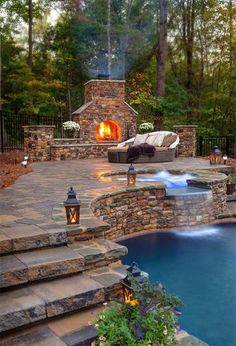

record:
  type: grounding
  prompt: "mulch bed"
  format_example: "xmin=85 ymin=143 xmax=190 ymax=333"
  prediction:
xmin=0 ymin=151 xmax=32 ymax=189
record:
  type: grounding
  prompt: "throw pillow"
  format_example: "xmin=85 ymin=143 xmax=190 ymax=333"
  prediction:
xmin=162 ymin=133 xmax=177 ymax=147
xmin=146 ymin=135 xmax=156 ymax=145
xmin=151 ymin=133 xmax=166 ymax=147
xmin=133 ymin=133 xmax=149 ymax=146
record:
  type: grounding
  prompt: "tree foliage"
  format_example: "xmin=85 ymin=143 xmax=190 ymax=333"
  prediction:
xmin=0 ymin=0 xmax=236 ymax=133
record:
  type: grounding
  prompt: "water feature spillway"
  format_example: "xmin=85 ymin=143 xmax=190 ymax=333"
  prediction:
xmin=119 ymin=223 xmax=236 ymax=346
xmin=137 ymin=171 xmax=195 ymax=189
xmin=117 ymin=170 xmax=195 ymax=189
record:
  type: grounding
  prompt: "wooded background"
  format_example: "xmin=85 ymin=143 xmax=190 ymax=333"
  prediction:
xmin=1 ymin=0 xmax=236 ymax=135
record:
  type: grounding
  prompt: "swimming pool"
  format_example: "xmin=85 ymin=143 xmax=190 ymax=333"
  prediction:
xmin=119 ymin=223 xmax=236 ymax=346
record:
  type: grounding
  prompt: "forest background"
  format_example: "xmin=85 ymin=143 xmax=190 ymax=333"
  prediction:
xmin=0 ymin=0 xmax=236 ymax=136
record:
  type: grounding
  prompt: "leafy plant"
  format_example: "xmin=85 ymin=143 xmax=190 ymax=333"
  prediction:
xmin=226 ymin=174 xmax=236 ymax=185
xmin=139 ymin=122 xmax=154 ymax=134
xmin=93 ymin=276 xmax=183 ymax=346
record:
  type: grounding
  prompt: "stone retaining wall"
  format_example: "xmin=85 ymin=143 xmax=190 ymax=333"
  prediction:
xmin=174 ymin=125 xmax=197 ymax=157
xmin=50 ymin=143 xmax=119 ymax=160
xmin=91 ymin=185 xmax=214 ymax=240
xmin=23 ymin=125 xmax=55 ymax=162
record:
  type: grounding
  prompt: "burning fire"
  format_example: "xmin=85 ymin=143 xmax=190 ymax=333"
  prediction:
xmin=96 ymin=120 xmax=121 ymax=141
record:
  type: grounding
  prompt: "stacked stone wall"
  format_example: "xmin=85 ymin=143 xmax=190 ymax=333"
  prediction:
xmin=84 ymin=80 xmax=126 ymax=102
xmin=23 ymin=126 xmax=55 ymax=162
xmin=50 ymin=143 xmax=116 ymax=161
xmin=174 ymin=125 xmax=197 ymax=157
xmin=91 ymin=185 xmax=214 ymax=240
xmin=73 ymin=79 xmax=137 ymax=143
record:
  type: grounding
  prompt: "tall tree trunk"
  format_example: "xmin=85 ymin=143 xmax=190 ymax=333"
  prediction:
xmin=155 ymin=0 xmax=168 ymax=130
xmin=67 ymin=61 xmax=72 ymax=119
xmin=0 ymin=36 xmax=2 ymax=111
xmin=122 ymin=0 xmax=133 ymax=79
xmin=107 ymin=0 xmax=111 ymax=78
xmin=28 ymin=0 xmax=33 ymax=69
xmin=186 ymin=0 xmax=195 ymax=92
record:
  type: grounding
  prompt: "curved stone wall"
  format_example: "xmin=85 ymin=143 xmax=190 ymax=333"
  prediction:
xmin=91 ymin=184 xmax=214 ymax=240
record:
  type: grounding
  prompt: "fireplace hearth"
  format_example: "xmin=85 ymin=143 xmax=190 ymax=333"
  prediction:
xmin=72 ymin=79 xmax=137 ymax=143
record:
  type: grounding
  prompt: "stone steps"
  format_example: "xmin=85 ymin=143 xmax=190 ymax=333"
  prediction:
xmin=0 ymin=247 xmax=85 ymax=289
xmin=0 ymin=273 xmax=105 ymax=334
xmin=0 ymin=240 xmax=127 ymax=289
xmin=0 ymin=224 xmax=67 ymax=255
xmin=68 ymin=239 xmax=128 ymax=270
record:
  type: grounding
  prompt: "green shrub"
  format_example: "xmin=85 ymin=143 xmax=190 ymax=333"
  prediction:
xmin=94 ymin=277 xmax=183 ymax=346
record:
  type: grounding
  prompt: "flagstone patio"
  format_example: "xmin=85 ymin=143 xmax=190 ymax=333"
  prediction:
xmin=0 ymin=157 xmax=234 ymax=345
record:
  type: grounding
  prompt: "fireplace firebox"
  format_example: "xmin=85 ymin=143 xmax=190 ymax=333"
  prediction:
xmin=72 ymin=79 xmax=137 ymax=143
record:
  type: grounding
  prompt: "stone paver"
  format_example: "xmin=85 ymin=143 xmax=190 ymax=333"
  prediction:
xmin=0 ymin=255 xmax=28 ymax=288
xmin=0 ymin=287 xmax=46 ymax=333
xmin=0 ymin=158 xmax=225 ymax=232
xmin=31 ymin=274 xmax=105 ymax=318
xmin=16 ymin=247 xmax=85 ymax=282
xmin=0 ymin=326 xmax=66 ymax=346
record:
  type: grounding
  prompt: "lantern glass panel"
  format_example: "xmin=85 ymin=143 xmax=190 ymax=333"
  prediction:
xmin=65 ymin=205 xmax=80 ymax=224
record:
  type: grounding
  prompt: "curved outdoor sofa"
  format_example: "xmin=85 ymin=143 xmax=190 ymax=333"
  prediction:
xmin=108 ymin=131 xmax=179 ymax=163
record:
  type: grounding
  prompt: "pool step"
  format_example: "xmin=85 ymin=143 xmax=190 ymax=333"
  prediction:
xmin=0 ymin=247 xmax=84 ymax=288
xmin=68 ymin=239 xmax=128 ymax=270
xmin=0 ymin=273 xmax=105 ymax=334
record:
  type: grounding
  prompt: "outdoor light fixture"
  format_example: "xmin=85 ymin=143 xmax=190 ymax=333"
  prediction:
xmin=21 ymin=153 xmax=29 ymax=168
xmin=223 ymin=154 xmax=228 ymax=165
xmin=120 ymin=262 xmax=146 ymax=305
xmin=64 ymin=187 xmax=81 ymax=225
xmin=209 ymin=146 xmax=222 ymax=165
xmin=127 ymin=164 xmax=136 ymax=186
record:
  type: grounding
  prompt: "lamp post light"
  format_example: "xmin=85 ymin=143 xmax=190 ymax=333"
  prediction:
xmin=127 ymin=164 xmax=137 ymax=186
xmin=64 ymin=187 xmax=81 ymax=225
xmin=21 ymin=153 xmax=29 ymax=168
xmin=209 ymin=146 xmax=222 ymax=165
xmin=120 ymin=262 xmax=146 ymax=305
xmin=223 ymin=154 xmax=228 ymax=165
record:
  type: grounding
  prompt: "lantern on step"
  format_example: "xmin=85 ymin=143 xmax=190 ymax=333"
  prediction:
xmin=127 ymin=164 xmax=136 ymax=186
xmin=64 ymin=187 xmax=81 ymax=225
xmin=209 ymin=146 xmax=222 ymax=165
xmin=120 ymin=262 xmax=146 ymax=305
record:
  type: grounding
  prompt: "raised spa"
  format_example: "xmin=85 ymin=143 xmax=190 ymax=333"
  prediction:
xmin=119 ymin=223 xmax=236 ymax=346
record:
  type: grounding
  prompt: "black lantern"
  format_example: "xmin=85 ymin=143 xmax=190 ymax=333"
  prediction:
xmin=64 ymin=187 xmax=81 ymax=225
xmin=120 ymin=262 xmax=146 ymax=305
xmin=127 ymin=164 xmax=137 ymax=186
xmin=209 ymin=146 xmax=222 ymax=165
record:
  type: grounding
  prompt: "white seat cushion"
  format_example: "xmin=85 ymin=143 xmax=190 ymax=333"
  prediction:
xmin=133 ymin=133 xmax=149 ymax=146
xmin=150 ymin=133 xmax=165 ymax=147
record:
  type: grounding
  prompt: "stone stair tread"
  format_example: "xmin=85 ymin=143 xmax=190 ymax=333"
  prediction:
xmin=0 ymin=287 xmax=46 ymax=332
xmin=62 ymin=325 xmax=97 ymax=346
xmin=0 ymin=274 xmax=105 ymax=333
xmin=69 ymin=239 xmax=127 ymax=267
xmin=0 ymin=255 xmax=28 ymax=288
xmin=0 ymin=231 xmax=12 ymax=255
xmin=0 ymin=326 xmax=67 ymax=346
xmin=1 ymin=224 xmax=49 ymax=252
xmin=0 ymin=247 xmax=85 ymax=288
xmin=0 ymin=224 xmax=68 ymax=254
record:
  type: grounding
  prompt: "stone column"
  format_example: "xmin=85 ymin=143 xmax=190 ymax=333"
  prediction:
xmin=23 ymin=125 xmax=55 ymax=162
xmin=174 ymin=125 xmax=197 ymax=157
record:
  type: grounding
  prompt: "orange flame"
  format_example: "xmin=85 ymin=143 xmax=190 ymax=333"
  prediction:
xmin=96 ymin=120 xmax=121 ymax=141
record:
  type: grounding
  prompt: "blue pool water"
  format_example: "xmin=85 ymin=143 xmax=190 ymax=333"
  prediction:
xmin=119 ymin=223 xmax=236 ymax=346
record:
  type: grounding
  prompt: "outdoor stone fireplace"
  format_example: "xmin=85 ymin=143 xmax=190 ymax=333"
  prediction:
xmin=72 ymin=79 xmax=137 ymax=143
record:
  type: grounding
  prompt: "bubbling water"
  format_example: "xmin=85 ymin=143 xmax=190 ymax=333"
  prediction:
xmin=137 ymin=171 xmax=194 ymax=189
